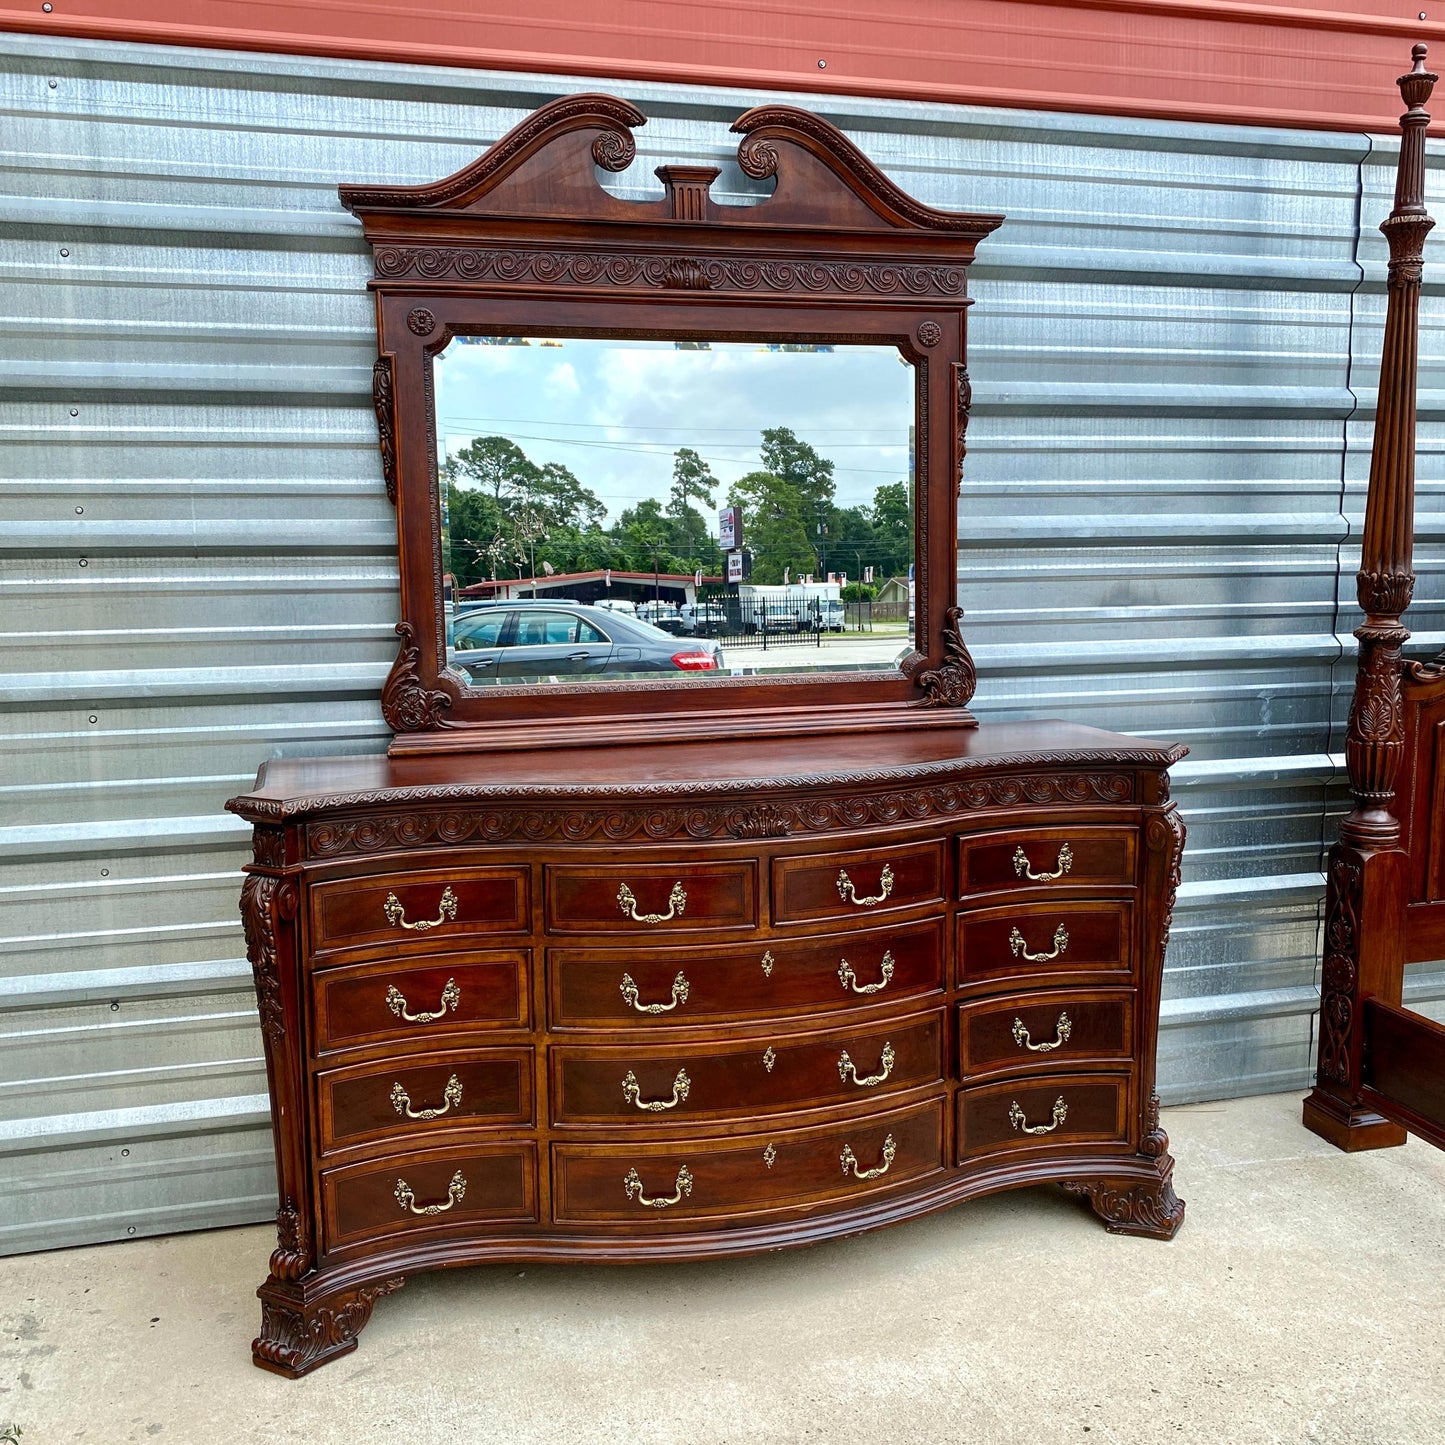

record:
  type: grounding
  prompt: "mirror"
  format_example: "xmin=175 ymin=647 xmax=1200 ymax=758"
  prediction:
xmin=338 ymin=93 xmax=1003 ymax=750
xmin=434 ymin=337 xmax=915 ymax=688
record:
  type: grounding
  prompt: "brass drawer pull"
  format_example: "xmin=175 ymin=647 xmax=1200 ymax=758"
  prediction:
xmin=836 ymin=863 xmax=894 ymax=907
xmin=620 ymin=971 xmax=689 ymax=1013
xmin=840 ymin=1133 xmax=897 ymax=1181
xmin=838 ymin=950 xmax=895 ymax=995
xmin=617 ymin=881 xmax=687 ymax=924
xmin=390 ymin=1074 xmax=463 ymax=1120
xmin=1012 ymin=1012 xmax=1073 ymax=1053
xmin=837 ymin=1041 xmax=895 ymax=1087
xmin=622 ymin=1068 xmax=691 ymax=1111
xmin=383 ymin=885 xmax=458 ymax=931
xmin=623 ymin=1164 xmax=693 ymax=1208
xmin=385 ymin=977 xmax=461 ymax=1024
xmin=1009 ymin=1097 xmax=1069 ymax=1135
xmin=1009 ymin=923 xmax=1069 ymax=963
xmin=394 ymin=1169 xmax=466 ymax=1215
xmin=1013 ymin=842 xmax=1074 ymax=882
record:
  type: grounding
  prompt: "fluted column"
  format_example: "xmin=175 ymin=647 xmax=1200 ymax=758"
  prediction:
xmin=1305 ymin=45 xmax=1434 ymax=1150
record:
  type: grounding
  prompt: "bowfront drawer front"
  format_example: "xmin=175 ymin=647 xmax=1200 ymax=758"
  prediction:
xmin=957 ymin=901 xmax=1133 ymax=988
xmin=551 ymin=1012 xmax=942 ymax=1125
xmin=552 ymin=1096 xmax=945 ymax=1226
xmin=548 ymin=917 xmax=945 ymax=1029
xmin=312 ymin=952 xmax=529 ymax=1052
xmin=956 ymin=1074 xmax=1131 ymax=1162
xmin=958 ymin=988 xmax=1135 ymax=1079
xmin=317 ymin=1048 xmax=534 ymax=1154
xmin=959 ymin=826 xmax=1137 ymax=898
xmin=545 ymin=863 xmax=756 ymax=935
xmin=771 ymin=840 xmax=945 ymax=925
xmin=321 ymin=1142 xmax=538 ymax=1253
xmin=309 ymin=867 xmax=529 ymax=956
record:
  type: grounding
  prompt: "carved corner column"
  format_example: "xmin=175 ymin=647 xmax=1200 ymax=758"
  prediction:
xmin=1065 ymin=780 xmax=1186 ymax=1239
xmin=242 ymin=837 xmax=406 ymax=1376
xmin=1303 ymin=46 xmax=1435 ymax=1152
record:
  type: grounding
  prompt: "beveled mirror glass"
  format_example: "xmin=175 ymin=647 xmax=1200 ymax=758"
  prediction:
xmin=433 ymin=337 xmax=915 ymax=688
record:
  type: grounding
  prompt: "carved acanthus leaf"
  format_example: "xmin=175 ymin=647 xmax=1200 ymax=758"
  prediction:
xmin=254 ymin=1278 xmax=405 ymax=1375
xmin=240 ymin=873 xmax=285 ymax=1042
xmin=381 ymin=622 xmax=452 ymax=733
xmin=371 ymin=355 xmax=398 ymax=505
xmin=913 ymin=606 xmax=977 ymax=709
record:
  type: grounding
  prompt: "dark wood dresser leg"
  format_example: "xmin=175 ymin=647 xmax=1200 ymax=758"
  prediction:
xmin=1061 ymin=1094 xmax=1185 ymax=1239
xmin=252 ymin=1274 xmax=406 ymax=1378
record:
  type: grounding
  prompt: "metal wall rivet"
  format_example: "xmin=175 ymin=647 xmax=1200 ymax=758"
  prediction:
xmin=60 ymin=247 xmax=69 ymax=257
xmin=88 ymin=714 xmax=98 ymax=723
xmin=127 ymin=1226 xmax=136 ymax=1234
xmin=109 ymin=1000 xmax=119 ymax=1010
xmin=48 ymin=78 xmax=58 ymax=89
xmin=121 ymin=1148 xmax=129 ymax=1156
xmin=100 ymin=867 xmax=109 ymax=876
xmin=78 ymin=558 xmax=88 ymax=567
xmin=75 ymin=505 xmax=84 ymax=514
xmin=817 ymin=58 xmax=827 ymax=68
xmin=69 ymin=405 xmax=77 ymax=414
xmin=42 ymin=3 xmax=52 ymax=11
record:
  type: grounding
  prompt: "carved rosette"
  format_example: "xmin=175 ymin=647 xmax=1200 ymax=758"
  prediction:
xmin=1318 ymin=851 xmax=1364 ymax=1087
xmin=240 ymin=873 xmax=285 ymax=1042
xmin=913 ymin=606 xmax=977 ymax=709
xmin=254 ymin=1278 xmax=405 ymax=1376
xmin=381 ymin=622 xmax=452 ymax=733
xmin=371 ymin=355 xmax=398 ymax=504
xmin=1060 ymin=1175 xmax=1185 ymax=1239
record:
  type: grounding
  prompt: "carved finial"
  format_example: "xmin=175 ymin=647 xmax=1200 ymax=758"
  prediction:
xmin=1400 ymin=42 xmax=1438 ymax=114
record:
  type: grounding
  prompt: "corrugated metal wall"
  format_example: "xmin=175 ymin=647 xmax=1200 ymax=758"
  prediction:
xmin=3 ymin=34 xmax=1443 ymax=1256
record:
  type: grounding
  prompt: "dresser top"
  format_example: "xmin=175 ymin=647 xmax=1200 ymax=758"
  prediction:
xmin=228 ymin=720 xmax=1184 ymax=823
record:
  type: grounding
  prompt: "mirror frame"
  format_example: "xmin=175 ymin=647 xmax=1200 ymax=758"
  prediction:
xmin=339 ymin=94 xmax=1003 ymax=754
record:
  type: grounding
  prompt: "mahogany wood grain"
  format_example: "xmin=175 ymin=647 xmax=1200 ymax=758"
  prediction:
xmin=958 ymin=988 xmax=1135 ymax=1077
xmin=309 ymin=867 xmax=528 ymax=954
xmin=545 ymin=862 xmax=756 ymax=934
xmin=322 ymin=1142 xmax=538 ymax=1253
xmin=317 ymin=1048 xmax=534 ymax=1153
xmin=956 ymin=1074 xmax=1132 ymax=1162
xmin=547 ymin=916 xmax=944 ymax=1029
xmin=771 ymin=839 xmax=946 ymax=924
xmin=550 ymin=1013 xmax=942 ymax=1125
xmin=311 ymin=952 xmax=530 ymax=1051
xmin=959 ymin=825 xmax=1137 ymax=896
xmin=956 ymin=901 xmax=1133 ymax=988
xmin=1363 ymin=998 xmax=1445 ymax=1146
xmin=551 ymin=1096 xmax=946 ymax=1226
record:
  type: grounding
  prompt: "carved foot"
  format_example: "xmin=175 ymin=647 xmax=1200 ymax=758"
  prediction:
xmin=1060 ymin=1161 xmax=1185 ymax=1240
xmin=253 ymin=1275 xmax=405 ymax=1378
xmin=1302 ymin=1088 xmax=1408 ymax=1153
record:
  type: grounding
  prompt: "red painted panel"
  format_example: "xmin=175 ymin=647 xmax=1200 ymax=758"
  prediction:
xmin=3 ymin=0 xmax=1438 ymax=132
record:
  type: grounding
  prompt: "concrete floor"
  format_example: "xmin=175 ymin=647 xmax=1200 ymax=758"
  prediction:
xmin=2 ymin=1092 xmax=1443 ymax=1445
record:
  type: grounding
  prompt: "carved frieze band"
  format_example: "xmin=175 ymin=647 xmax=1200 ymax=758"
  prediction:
xmin=301 ymin=771 xmax=1136 ymax=856
xmin=372 ymin=247 xmax=967 ymax=296
xmin=1318 ymin=850 xmax=1364 ymax=1089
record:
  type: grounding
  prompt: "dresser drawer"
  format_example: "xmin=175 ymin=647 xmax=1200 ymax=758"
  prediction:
xmin=771 ymin=840 xmax=945 ymax=925
xmin=309 ymin=867 xmax=529 ymax=955
xmin=545 ymin=862 xmax=756 ymax=934
xmin=956 ymin=1074 xmax=1131 ymax=1162
xmin=317 ymin=1048 xmax=534 ymax=1153
xmin=312 ymin=952 xmax=530 ymax=1052
xmin=321 ymin=1142 xmax=538 ymax=1253
xmin=957 ymin=901 xmax=1133 ymax=987
xmin=958 ymin=988 xmax=1134 ymax=1078
xmin=551 ymin=1012 xmax=942 ymax=1125
xmin=552 ymin=1096 xmax=945 ymax=1226
xmin=548 ymin=917 xmax=944 ymax=1029
xmin=959 ymin=825 xmax=1137 ymax=897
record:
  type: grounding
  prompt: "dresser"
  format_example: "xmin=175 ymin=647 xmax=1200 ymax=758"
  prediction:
xmin=231 ymin=720 xmax=1185 ymax=1376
